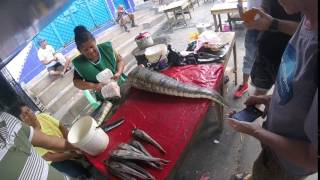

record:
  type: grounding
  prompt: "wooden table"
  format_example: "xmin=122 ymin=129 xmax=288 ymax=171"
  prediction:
xmin=214 ymin=31 xmax=237 ymax=122
xmin=161 ymin=0 xmax=192 ymax=28
xmin=210 ymin=1 xmax=247 ymax=31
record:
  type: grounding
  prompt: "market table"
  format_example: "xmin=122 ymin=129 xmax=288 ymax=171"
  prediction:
xmin=85 ymin=32 xmax=236 ymax=179
xmin=160 ymin=0 xmax=192 ymax=28
xmin=210 ymin=1 xmax=247 ymax=32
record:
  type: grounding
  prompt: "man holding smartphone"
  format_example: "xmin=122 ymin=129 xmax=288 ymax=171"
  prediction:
xmin=227 ymin=0 xmax=318 ymax=179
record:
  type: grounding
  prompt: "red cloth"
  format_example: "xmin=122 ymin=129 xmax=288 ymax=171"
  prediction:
xmin=85 ymin=64 xmax=224 ymax=178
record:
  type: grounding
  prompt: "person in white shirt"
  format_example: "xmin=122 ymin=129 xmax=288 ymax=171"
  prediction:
xmin=37 ymin=39 xmax=71 ymax=77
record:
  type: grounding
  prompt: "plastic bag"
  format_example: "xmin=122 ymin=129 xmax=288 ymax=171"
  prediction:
xmin=101 ymin=80 xmax=121 ymax=99
xmin=194 ymin=31 xmax=222 ymax=52
xmin=96 ymin=69 xmax=113 ymax=84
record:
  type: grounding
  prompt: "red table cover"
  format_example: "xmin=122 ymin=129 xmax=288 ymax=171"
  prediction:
xmin=85 ymin=64 xmax=224 ymax=179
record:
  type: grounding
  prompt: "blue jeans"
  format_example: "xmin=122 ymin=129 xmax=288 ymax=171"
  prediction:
xmin=242 ymin=30 xmax=259 ymax=75
xmin=51 ymin=160 xmax=90 ymax=178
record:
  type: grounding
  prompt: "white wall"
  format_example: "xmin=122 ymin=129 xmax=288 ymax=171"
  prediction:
xmin=133 ymin=0 xmax=145 ymax=6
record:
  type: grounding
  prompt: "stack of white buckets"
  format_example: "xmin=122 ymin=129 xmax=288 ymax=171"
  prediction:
xmin=68 ymin=116 xmax=109 ymax=156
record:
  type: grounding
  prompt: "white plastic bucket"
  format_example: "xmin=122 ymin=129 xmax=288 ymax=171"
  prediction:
xmin=135 ymin=32 xmax=154 ymax=49
xmin=68 ymin=116 xmax=109 ymax=156
xmin=144 ymin=44 xmax=168 ymax=63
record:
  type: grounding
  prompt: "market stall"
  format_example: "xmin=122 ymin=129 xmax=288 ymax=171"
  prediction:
xmin=84 ymin=31 xmax=236 ymax=179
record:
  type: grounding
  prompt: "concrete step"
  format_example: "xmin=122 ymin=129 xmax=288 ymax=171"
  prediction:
xmin=37 ymin=70 xmax=74 ymax=106
xmin=46 ymin=83 xmax=79 ymax=114
xmin=96 ymin=9 xmax=153 ymax=44
xmin=53 ymin=90 xmax=91 ymax=128
xmin=111 ymin=12 xmax=164 ymax=49
xmin=26 ymin=70 xmax=56 ymax=95
xmin=116 ymin=13 xmax=166 ymax=62
xmin=25 ymin=6 xmax=168 ymax=126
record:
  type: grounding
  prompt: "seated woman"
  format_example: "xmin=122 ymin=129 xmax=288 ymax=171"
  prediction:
xmin=72 ymin=25 xmax=130 ymax=104
xmin=17 ymin=103 xmax=91 ymax=179
xmin=116 ymin=5 xmax=136 ymax=32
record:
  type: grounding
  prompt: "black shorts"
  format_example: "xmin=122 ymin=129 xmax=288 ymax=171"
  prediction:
xmin=47 ymin=62 xmax=63 ymax=72
xmin=250 ymin=53 xmax=281 ymax=90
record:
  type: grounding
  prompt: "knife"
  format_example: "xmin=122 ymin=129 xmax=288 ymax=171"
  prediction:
xmin=100 ymin=117 xmax=125 ymax=132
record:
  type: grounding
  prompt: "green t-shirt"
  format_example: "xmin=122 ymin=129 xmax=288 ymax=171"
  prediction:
xmin=0 ymin=112 xmax=73 ymax=180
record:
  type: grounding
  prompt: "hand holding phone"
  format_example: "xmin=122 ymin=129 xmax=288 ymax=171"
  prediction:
xmin=231 ymin=106 xmax=263 ymax=122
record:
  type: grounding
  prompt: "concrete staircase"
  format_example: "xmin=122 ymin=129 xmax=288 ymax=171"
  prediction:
xmin=24 ymin=2 xmax=167 ymax=127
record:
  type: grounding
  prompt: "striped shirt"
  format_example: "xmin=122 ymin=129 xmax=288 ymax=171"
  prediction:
xmin=0 ymin=112 xmax=70 ymax=180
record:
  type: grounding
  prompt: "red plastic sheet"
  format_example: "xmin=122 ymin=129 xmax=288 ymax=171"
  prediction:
xmin=85 ymin=64 xmax=224 ymax=179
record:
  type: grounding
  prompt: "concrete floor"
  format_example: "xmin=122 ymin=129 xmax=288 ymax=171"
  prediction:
xmin=151 ymin=1 xmax=318 ymax=179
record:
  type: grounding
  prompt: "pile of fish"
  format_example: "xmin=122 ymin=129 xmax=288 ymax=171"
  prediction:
xmin=127 ymin=66 xmax=229 ymax=108
xmin=105 ymin=128 xmax=168 ymax=180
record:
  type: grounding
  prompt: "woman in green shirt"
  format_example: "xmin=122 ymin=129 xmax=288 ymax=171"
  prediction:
xmin=72 ymin=25 xmax=128 ymax=101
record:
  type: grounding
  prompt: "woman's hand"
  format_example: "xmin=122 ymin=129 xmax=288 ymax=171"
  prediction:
xmin=245 ymin=95 xmax=271 ymax=117
xmin=111 ymin=72 xmax=121 ymax=81
xmin=93 ymin=83 xmax=104 ymax=92
xmin=244 ymin=8 xmax=273 ymax=31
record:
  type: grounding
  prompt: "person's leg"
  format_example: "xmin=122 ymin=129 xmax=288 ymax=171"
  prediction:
xmin=250 ymin=54 xmax=276 ymax=96
xmin=119 ymin=17 xmax=129 ymax=32
xmin=51 ymin=160 xmax=91 ymax=178
xmin=234 ymin=30 xmax=259 ymax=98
xmin=55 ymin=53 xmax=71 ymax=74
xmin=128 ymin=13 xmax=136 ymax=27
xmin=47 ymin=64 xmax=63 ymax=77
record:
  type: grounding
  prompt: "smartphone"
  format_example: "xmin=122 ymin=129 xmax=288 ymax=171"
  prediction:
xmin=231 ymin=106 xmax=263 ymax=122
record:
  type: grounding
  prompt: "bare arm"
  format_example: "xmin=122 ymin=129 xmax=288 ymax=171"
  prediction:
xmin=41 ymin=57 xmax=57 ymax=65
xmin=227 ymin=94 xmax=317 ymax=171
xmin=42 ymin=151 xmax=77 ymax=162
xmin=58 ymin=123 xmax=69 ymax=139
xmin=73 ymin=73 xmax=103 ymax=92
xmin=245 ymin=8 xmax=299 ymax=36
xmin=253 ymin=128 xmax=318 ymax=171
xmin=227 ymin=120 xmax=317 ymax=171
xmin=111 ymin=50 xmax=125 ymax=81
xmin=31 ymin=129 xmax=74 ymax=152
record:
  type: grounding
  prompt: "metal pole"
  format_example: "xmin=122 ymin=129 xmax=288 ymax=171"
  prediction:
xmin=0 ymin=67 xmax=40 ymax=112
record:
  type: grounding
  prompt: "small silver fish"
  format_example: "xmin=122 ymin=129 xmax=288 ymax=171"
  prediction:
xmin=110 ymin=149 xmax=167 ymax=163
xmin=118 ymin=143 xmax=145 ymax=155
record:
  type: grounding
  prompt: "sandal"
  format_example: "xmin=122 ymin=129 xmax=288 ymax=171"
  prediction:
xmin=230 ymin=172 xmax=252 ymax=180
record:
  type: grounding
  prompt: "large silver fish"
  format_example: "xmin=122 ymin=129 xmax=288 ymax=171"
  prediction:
xmin=132 ymin=128 xmax=166 ymax=154
xmin=110 ymin=149 xmax=168 ymax=163
xmin=127 ymin=66 xmax=228 ymax=107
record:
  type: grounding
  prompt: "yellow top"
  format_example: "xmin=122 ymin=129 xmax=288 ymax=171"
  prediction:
xmin=35 ymin=113 xmax=63 ymax=163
